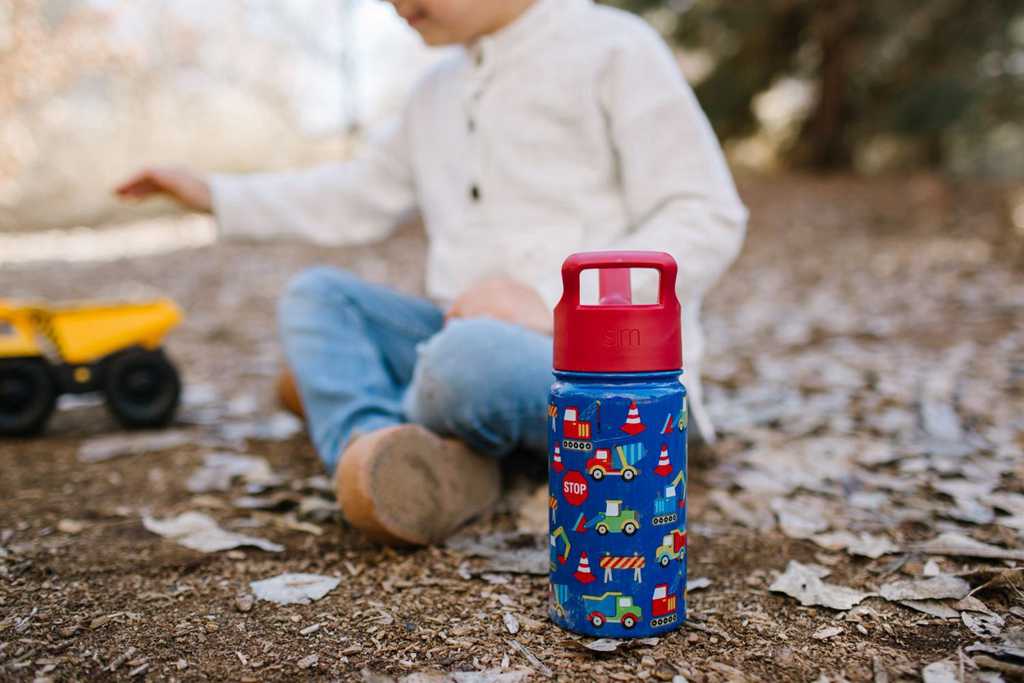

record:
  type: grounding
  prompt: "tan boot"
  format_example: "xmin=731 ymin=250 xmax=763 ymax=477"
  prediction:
xmin=276 ymin=368 xmax=305 ymax=420
xmin=337 ymin=424 xmax=501 ymax=546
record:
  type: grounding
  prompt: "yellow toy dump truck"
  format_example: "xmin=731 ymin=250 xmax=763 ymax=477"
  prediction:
xmin=0 ymin=299 xmax=183 ymax=436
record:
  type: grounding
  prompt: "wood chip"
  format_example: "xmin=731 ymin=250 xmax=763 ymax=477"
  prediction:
xmin=296 ymin=654 xmax=318 ymax=670
xmin=812 ymin=626 xmax=842 ymax=640
xmin=57 ymin=519 xmax=86 ymax=535
xmin=506 ymin=638 xmax=552 ymax=677
xmin=236 ymin=593 xmax=254 ymax=613
xmin=108 ymin=647 xmax=137 ymax=672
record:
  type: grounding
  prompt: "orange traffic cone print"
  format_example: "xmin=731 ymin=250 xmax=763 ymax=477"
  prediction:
xmin=654 ymin=444 xmax=672 ymax=476
xmin=552 ymin=446 xmax=564 ymax=473
xmin=620 ymin=401 xmax=646 ymax=435
xmin=574 ymin=552 xmax=597 ymax=584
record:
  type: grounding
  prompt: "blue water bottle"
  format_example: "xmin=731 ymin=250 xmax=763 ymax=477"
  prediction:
xmin=548 ymin=251 xmax=687 ymax=638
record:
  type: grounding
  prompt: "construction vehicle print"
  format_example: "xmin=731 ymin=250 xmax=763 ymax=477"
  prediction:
xmin=550 ymin=526 xmax=571 ymax=570
xmin=656 ymin=528 xmax=687 ymax=567
xmin=652 ymin=471 xmax=686 ymax=526
xmin=650 ymin=583 xmax=679 ymax=628
xmin=653 ymin=486 xmax=679 ymax=526
xmin=599 ymin=553 xmax=645 ymax=583
xmin=549 ymin=582 xmax=569 ymax=620
xmin=1 ymin=298 xmax=183 ymax=436
xmin=561 ymin=405 xmax=593 ymax=451
xmin=581 ymin=499 xmax=640 ymax=536
xmin=585 ymin=442 xmax=644 ymax=482
xmin=583 ymin=592 xmax=643 ymax=629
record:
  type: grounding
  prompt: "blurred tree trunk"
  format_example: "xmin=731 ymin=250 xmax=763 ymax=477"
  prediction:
xmin=791 ymin=0 xmax=861 ymax=168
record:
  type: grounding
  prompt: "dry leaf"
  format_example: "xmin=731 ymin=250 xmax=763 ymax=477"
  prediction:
xmin=810 ymin=531 xmax=899 ymax=559
xmin=251 ymin=573 xmax=340 ymax=605
xmin=813 ymin=626 xmax=842 ymax=640
xmin=769 ymin=561 xmax=873 ymax=610
xmin=898 ymin=600 xmax=960 ymax=619
xmin=709 ymin=490 xmax=773 ymax=530
xmin=187 ymin=452 xmax=276 ymax=493
xmin=79 ymin=431 xmax=192 ymax=463
xmin=771 ymin=497 xmax=829 ymax=539
xmin=220 ymin=412 xmax=302 ymax=442
xmin=962 ymin=612 xmax=1005 ymax=638
xmin=921 ymin=660 xmax=958 ymax=683
xmin=914 ymin=532 xmax=1024 ymax=561
xmin=880 ymin=575 xmax=971 ymax=601
xmin=584 ymin=638 xmax=622 ymax=653
xmin=143 ymin=512 xmax=283 ymax=553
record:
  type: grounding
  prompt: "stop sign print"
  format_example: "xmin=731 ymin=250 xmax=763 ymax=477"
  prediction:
xmin=562 ymin=471 xmax=589 ymax=506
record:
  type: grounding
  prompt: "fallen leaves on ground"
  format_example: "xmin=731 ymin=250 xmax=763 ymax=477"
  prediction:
xmin=769 ymin=561 xmax=873 ymax=610
xmin=250 ymin=573 xmax=341 ymax=605
xmin=142 ymin=512 xmax=284 ymax=553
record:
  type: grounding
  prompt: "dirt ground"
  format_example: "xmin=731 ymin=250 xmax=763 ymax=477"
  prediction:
xmin=1 ymin=174 xmax=1023 ymax=682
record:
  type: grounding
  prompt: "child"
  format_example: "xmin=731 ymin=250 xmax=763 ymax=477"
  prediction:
xmin=117 ymin=0 xmax=747 ymax=546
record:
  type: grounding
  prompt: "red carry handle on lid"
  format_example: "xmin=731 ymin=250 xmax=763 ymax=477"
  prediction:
xmin=554 ymin=251 xmax=683 ymax=373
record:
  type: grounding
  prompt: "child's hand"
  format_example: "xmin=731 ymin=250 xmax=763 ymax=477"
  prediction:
xmin=446 ymin=277 xmax=553 ymax=335
xmin=115 ymin=166 xmax=213 ymax=213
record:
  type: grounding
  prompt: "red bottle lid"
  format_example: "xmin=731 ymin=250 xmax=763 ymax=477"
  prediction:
xmin=554 ymin=251 xmax=683 ymax=373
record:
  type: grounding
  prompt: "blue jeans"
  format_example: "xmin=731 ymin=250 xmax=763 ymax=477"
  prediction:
xmin=278 ymin=267 xmax=554 ymax=473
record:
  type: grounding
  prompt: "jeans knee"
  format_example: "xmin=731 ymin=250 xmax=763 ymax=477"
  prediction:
xmin=415 ymin=319 xmax=526 ymax=399
xmin=278 ymin=266 xmax=357 ymax=328
xmin=405 ymin=319 xmax=550 ymax=448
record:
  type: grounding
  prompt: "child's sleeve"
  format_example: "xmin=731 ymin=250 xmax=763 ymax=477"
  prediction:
xmin=209 ymin=112 xmax=415 ymax=246
xmin=600 ymin=22 xmax=748 ymax=304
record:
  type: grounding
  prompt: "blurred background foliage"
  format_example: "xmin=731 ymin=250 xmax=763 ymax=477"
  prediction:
xmin=608 ymin=0 xmax=1024 ymax=176
xmin=1 ymin=0 xmax=1022 ymax=233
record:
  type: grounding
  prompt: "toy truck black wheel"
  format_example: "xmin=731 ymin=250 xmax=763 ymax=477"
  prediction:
xmin=0 ymin=358 xmax=57 ymax=436
xmin=102 ymin=348 xmax=180 ymax=429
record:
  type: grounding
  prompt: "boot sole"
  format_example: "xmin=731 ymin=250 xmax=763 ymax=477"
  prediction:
xmin=337 ymin=425 xmax=501 ymax=546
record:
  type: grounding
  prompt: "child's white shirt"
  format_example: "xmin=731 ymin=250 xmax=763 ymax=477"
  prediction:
xmin=211 ymin=0 xmax=747 ymax=440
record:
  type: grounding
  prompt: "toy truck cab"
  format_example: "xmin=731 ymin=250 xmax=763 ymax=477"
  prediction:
xmin=585 ymin=443 xmax=642 ymax=482
xmin=561 ymin=405 xmax=592 ymax=451
xmin=583 ymin=592 xmax=642 ymax=629
xmin=585 ymin=499 xmax=640 ymax=536
xmin=650 ymin=583 xmax=679 ymax=627
xmin=0 ymin=298 xmax=183 ymax=436
xmin=656 ymin=529 xmax=687 ymax=567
